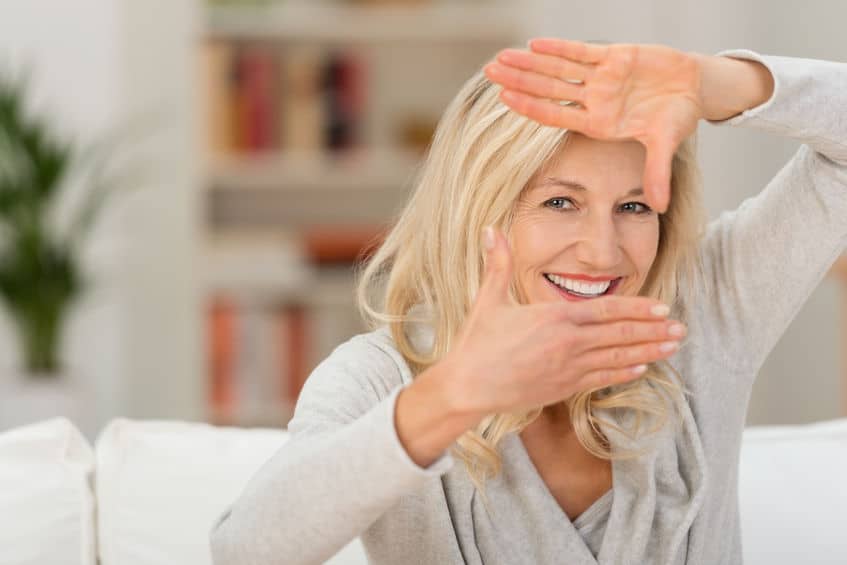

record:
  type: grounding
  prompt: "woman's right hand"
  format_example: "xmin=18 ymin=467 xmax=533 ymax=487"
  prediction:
xmin=441 ymin=227 xmax=687 ymax=419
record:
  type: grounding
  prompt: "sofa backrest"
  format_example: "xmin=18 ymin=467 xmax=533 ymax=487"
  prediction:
xmin=0 ymin=417 xmax=96 ymax=565
xmin=93 ymin=418 xmax=366 ymax=565
xmin=738 ymin=418 xmax=847 ymax=564
xmin=2 ymin=416 xmax=847 ymax=565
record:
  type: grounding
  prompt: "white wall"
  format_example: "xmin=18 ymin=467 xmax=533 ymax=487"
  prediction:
xmin=527 ymin=0 xmax=847 ymax=425
xmin=0 ymin=0 xmax=203 ymax=441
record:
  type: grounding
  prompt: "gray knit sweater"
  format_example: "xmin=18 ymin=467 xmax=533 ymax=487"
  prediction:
xmin=209 ymin=49 xmax=847 ymax=565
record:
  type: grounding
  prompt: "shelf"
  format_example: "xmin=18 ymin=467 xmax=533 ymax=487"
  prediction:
xmin=206 ymin=1 xmax=523 ymax=44
xmin=203 ymin=237 xmax=359 ymax=306
xmin=205 ymin=148 xmax=421 ymax=228
xmin=206 ymin=147 xmax=423 ymax=192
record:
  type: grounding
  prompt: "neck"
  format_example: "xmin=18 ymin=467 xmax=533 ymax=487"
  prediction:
xmin=539 ymin=401 xmax=574 ymax=434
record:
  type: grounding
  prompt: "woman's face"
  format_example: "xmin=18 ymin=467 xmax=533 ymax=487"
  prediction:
xmin=510 ymin=133 xmax=660 ymax=304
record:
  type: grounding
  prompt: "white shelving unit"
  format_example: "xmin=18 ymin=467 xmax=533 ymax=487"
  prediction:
xmin=198 ymin=0 xmax=526 ymax=427
xmin=200 ymin=0 xmax=526 ymax=287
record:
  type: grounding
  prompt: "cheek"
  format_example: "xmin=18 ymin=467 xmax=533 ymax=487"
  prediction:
xmin=511 ymin=211 xmax=582 ymax=263
xmin=621 ymin=220 xmax=660 ymax=272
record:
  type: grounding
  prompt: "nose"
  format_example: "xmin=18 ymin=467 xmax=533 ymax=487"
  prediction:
xmin=575 ymin=215 xmax=623 ymax=270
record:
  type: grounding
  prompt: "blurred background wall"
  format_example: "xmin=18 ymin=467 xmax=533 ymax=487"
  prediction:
xmin=528 ymin=0 xmax=847 ymax=427
xmin=0 ymin=0 xmax=203 ymax=441
xmin=0 ymin=0 xmax=843 ymax=443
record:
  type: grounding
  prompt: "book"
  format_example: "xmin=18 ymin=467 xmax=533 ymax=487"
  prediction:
xmin=240 ymin=45 xmax=277 ymax=151
xmin=208 ymin=295 xmax=237 ymax=424
xmin=201 ymin=40 xmax=236 ymax=156
xmin=279 ymin=45 xmax=326 ymax=152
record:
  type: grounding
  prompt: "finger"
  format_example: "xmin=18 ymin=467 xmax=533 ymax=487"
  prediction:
xmin=499 ymin=89 xmax=588 ymax=130
xmin=577 ymin=364 xmax=648 ymax=391
xmin=478 ymin=226 xmax=515 ymax=306
xmin=641 ymin=136 xmax=677 ymax=214
xmin=578 ymin=339 xmax=679 ymax=374
xmin=495 ymin=48 xmax=592 ymax=83
xmin=574 ymin=319 xmax=686 ymax=351
xmin=528 ymin=37 xmax=608 ymax=65
xmin=557 ymin=295 xmax=671 ymax=325
xmin=485 ymin=62 xmax=585 ymax=105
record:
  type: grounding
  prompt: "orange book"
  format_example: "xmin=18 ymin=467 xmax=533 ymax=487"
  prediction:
xmin=200 ymin=40 xmax=236 ymax=155
xmin=209 ymin=295 xmax=237 ymax=424
xmin=302 ymin=224 xmax=386 ymax=265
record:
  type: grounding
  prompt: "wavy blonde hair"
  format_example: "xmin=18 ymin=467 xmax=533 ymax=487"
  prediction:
xmin=356 ymin=65 xmax=707 ymax=494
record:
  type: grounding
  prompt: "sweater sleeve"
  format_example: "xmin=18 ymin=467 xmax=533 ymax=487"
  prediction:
xmin=208 ymin=332 xmax=454 ymax=565
xmin=691 ymin=49 xmax=847 ymax=376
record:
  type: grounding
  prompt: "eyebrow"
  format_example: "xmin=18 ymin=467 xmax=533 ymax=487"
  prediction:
xmin=535 ymin=177 xmax=644 ymax=197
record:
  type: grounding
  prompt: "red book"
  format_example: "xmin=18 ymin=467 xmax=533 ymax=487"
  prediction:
xmin=337 ymin=51 xmax=366 ymax=126
xmin=325 ymin=50 xmax=367 ymax=150
xmin=281 ymin=305 xmax=309 ymax=411
xmin=239 ymin=46 xmax=276 ymax=151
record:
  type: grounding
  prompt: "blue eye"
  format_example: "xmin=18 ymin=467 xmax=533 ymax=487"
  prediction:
xmin=620 ymin=202 xmax=653 ymax=215
xmin=543 ymin=197 xmax=653 ymax=215
xmin=544 ymin=197 xmax=575 ymax=210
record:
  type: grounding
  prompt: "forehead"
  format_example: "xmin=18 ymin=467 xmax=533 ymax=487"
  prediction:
xmin=529 ymin=134 xmax=646 ymax=194
xmin=531 ymin=177 xmax=644 ymax=198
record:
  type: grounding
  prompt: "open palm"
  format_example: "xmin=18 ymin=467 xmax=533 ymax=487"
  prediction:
xmin=484 ymin=38 xmax=704 ymax=214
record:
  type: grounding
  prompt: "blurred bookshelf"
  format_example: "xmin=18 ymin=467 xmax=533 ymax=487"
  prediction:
xmin=198 ymin=0 xmax=524 ymax=428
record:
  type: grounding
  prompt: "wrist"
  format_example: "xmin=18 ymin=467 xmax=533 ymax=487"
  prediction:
xmin=394 ymin=359 xmax=484 ymax=468
xmin=692 ymin=52 xmax=775 ymax=122
xmin=425 ymin=355 xmax=488 ymax=424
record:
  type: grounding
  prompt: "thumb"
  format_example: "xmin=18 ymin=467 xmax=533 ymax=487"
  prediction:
xmin=479 ymin=225 xmax=515 ymax=306
xmin=642 ymin=136 xmax=676 ymax=214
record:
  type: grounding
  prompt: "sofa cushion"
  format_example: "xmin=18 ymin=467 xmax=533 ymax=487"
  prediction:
xmin=739 ymin=417 xmax=847 ymax=564
xmin=0 ymin=417 xmax=96 ymax=565
xmin=94 ymin=418 xmax=366 ymax=565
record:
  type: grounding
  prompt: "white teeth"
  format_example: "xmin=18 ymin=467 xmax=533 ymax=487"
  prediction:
xmin=547 ymin=274 xmax=612 ymax=295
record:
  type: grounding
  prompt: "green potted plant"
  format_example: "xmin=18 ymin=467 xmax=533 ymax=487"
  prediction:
xmin=0 ymin=71 xmax=138 ymax=390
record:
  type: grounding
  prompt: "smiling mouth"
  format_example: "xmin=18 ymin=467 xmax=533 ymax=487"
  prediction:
xmin=544 ymin=273 xmax=623 ymax=298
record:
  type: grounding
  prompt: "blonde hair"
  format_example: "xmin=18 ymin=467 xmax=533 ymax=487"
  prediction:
xmin=356 ymin=66 xmax=707 ymax=495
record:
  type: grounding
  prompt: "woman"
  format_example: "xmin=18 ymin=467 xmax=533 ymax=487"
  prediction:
xmin=210 ymin=39 xmax=847 ymax=564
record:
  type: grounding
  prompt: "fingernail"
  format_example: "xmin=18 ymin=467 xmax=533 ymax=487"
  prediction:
xmin=651 ymin=304 xmax=670 ymax=317
xmin=497 ymin=51 xmax=516 ymax=64
xmin=659 ymin=341 xmax=678 ymax=353
xmin=631 ymin=364 xmax=647 ymax=375
xmin=668 ymin=323 xmax=686 ymax=336
xmin=483 ymin=226 xmax=495 ymax=250
xmin=500 ymin=89 xmax=518 ymax=103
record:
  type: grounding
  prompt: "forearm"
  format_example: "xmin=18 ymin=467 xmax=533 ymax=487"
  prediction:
xmin=395 ymin=360 xmax=484 ymax=468
xmin=692 ymin=51 xmax=775 ymax=122
xmin=212 ymin=384 xmax=456 ymax=564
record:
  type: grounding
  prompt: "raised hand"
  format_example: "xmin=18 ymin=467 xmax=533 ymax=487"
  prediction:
xmin=483 ymin=38 xmax=705 ymax=214
xmin=441 ymin=227 xmax=687 ymax=418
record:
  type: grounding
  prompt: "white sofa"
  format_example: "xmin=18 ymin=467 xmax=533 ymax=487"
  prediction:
xmin=0 ymin=416 xmax=845 ymax=565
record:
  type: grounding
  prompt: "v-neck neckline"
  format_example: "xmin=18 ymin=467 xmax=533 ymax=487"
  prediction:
xmin=492 ymin=433 xmax=613 ymax=564
xmin=500 ymin=394 xmax=708 ymax=564
xmin=510 ymin=432 xmax=617 ymax=529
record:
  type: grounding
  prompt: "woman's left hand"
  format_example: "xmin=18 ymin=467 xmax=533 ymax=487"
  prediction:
xmin=484 ymin=39 xmax=704 ymax=214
